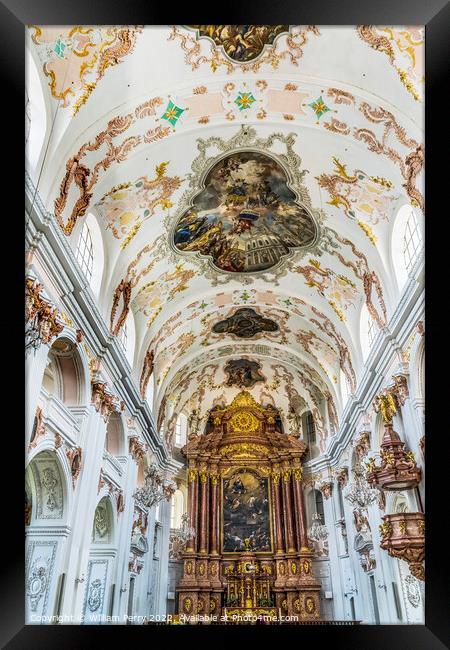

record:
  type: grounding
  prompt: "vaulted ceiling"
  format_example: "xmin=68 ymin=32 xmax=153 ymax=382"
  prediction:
xmin=26 ymin=25 xmax=424 ymax=452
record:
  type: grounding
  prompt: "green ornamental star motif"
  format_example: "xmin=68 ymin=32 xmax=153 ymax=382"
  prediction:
xmin=234 ymin=91 xmax=256 ymax=111
xmin=308 ymin=96 xmax=331 ymax=119
xmin=54 ymin=38 xmax=67 ymax=59
xmin=161 ymin=100 xmax=185 ymax=126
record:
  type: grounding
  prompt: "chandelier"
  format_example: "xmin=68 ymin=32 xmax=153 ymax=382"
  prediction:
xmin=133 ymin=463 xmax=176 ymax=509
xmin=308 ymin=512 xmax=328 ymax=542
xmin=172 ymin=513 xmax=196 ymax=544
xmin=344 ymin=468 xmax=379 ymax=510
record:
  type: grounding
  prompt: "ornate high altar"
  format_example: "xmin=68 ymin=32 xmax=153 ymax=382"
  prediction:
xmin=177 ymin=391 xmax=321 ymax=622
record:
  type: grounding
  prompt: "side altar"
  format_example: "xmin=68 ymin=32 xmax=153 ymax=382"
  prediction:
xmin=177 ymin=391 xmax=321 ymax=622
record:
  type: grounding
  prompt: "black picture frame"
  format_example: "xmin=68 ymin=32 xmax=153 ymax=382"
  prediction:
xmin=5 ymin=1 xmax=448 ymax=647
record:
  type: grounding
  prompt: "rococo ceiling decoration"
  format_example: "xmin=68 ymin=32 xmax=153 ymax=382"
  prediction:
xmin=185 ymin=25 xmax=291 ymax=63
xmin=169 ymin=25 xmax=320 ymax=74
xmin=165 ymin=126 xmax=323 ymax=285
xmin=29 ymin=26 xmax=143 ymax=114
xmin=212 ymin=307 xmax=279 ymax=339
xmin=356 ymin=26 xmax=424 ymax=102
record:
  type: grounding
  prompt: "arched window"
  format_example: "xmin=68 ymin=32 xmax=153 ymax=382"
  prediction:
xmin=76 ymin=222 xmax=94 ymax=283
xmin=170 ymin=489 xmax=184 ymax=529
xmin=146 ymin=376 xmax=155 ymax=411
xmin=75 ymin=213 xmax=104 ymax=297
xmin=305 ymin=411 xmax=316 ymax=445
xmin=118 ymin=323 xmax=128 ymax=355
xmin=26 ymin=46 xmax=47 ymax=174
xmin=175 ymin=414 xmax=187 ymax=447
xmin=117 ymin=311 xmax=136 ymax=366
xmin=360 ymin=302 xmax=379 ymax=362
xmin=403 ymin=210 xmax=422 ymax=273
xmin=340 ymin=368 xmax=350 ymax=407
xmin=314 ymin=490 xmax=325 ymax=524
xmin=392 ymin=205 xmax=423 ymax=292
xmin=337 ymin=481 xmax=345 ymax=518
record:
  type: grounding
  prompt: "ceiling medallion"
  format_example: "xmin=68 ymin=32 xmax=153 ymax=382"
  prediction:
xmin=167 ymin=127 xmax=323 ymax=285
xmin=185 ymin=25 xmax=290 ymax=64
xmin=212 ymin=307 xmax=279 ymax=339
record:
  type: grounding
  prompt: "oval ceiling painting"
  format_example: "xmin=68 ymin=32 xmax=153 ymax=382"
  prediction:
xmin=173 ymin=151 xmax=317 ymax=273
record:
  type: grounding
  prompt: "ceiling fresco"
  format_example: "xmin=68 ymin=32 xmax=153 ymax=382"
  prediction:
xmin=185 ymin=26 xmax=291 ymax=63
xmin=224 ymin=359 xmax=266 ymax=388
xmin=26 ymin=25 xmax=424 ymax=456
xmin=170 ymin=25 xmax=320 ymax=74
xmin=173 ymin=150 xmax=317 ymax=273
xmin=212 ymin=307 xmax=279 ymax=339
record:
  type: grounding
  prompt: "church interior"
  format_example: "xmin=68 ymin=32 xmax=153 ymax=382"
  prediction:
xmin=25 ymin=25 xmax=425 ymax=625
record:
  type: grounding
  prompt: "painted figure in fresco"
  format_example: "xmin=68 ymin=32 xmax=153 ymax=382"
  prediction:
xmin=186 ymin=25 xmax=290 ymax=63
xmin=224 ymin=358 xmax=265 ymax=389
xmin=223 ymin=470 xmax=271 ymax=553
xmin=232 ymin=477 xmax=246 ymax=495
xmin=212 ymin=307 xmax=279 ymax=339
xmin=174 ymin=151 xmax=316 ymax=273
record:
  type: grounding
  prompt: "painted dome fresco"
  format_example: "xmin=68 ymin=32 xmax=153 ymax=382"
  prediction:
xmin=173 ymin=150 xmax=317 ymax=273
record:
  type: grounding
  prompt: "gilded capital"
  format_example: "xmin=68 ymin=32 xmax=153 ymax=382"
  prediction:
xmin=271 ymin=471 xmax=281 ymax=485
xmin=188 ymin=468 xmax=198 ymax=482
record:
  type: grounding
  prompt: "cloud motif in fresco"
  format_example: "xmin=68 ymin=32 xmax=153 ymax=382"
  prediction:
xmin=173 ymin=151 xmax=316 ymax=273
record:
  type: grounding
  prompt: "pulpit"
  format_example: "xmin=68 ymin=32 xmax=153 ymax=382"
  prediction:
xmin=177 ymin=391 xmax=321 ymax=622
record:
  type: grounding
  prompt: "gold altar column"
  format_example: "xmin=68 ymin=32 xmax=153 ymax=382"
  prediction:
xmin=271 ymin=469 xmax=284 ymax=554
xmin=292 ymin=464 xmax=309 ymax=550
xmin=198 ymin=467 xmax=209 ymax=554
xmin=282 ymin=469 xmax=296 ymax=553
xmin=209 ymin=470 xmax=219 ymax=555
xmin=186 ymin=466 xmax=198 ymax=553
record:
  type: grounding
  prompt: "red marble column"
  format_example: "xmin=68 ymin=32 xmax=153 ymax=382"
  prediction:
xmin=271 ymin=471 xmax=284 ymax=554
xmin=210 ymin=472 xmax=219 ymax=555
xmin=282 ymin=469 xmax=296 ymax=553
xmin=186 ymin=467 xmax=198 ymax=553
xmin=198 ymin=468 xmax=209 ymax=554
xmin=292 ymin=467 xmax=309 ymax=550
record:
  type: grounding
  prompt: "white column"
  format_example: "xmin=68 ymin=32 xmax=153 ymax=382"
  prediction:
xmin=112 ymin=456 xmax=138 ymax=621
xmin=341 ymin=486 xmax=367 ymax=622
xmin=366 ymin=501 xmax=398 ymax=623
xmin=155 ymin=499 xmax=171 ymax=616
xmin=59 ymin=406 xmax=108 ymax=622
xmin=323 ymin=487 xmax=346 ymax=620
xmin=145 ymin=507 xmax=158 ymax=617
xmin=25 ymin=342 xmax=51 ymax=450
